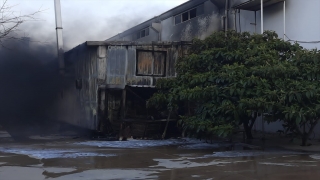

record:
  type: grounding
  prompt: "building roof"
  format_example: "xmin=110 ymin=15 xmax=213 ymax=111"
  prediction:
xmin=233 ymin=0 xmax=284 ymax=11
xmin=86 ymin=41 xmax=192 ymax=46
xmin=105 ymin=0 xmax=225 ymax=41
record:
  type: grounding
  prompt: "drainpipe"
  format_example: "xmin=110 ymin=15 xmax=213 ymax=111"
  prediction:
xmin=225 ymin=0 xmax=229 ymax=35
xmin=234 ymin=9 xmax=236 ymax=31
xmin=283 ymin=1 xmax=286 ymax=40
xmin=261 ymin=0 xmax=264 ymax=34
xmin=54 ymin=0 xmax=65 ymax=75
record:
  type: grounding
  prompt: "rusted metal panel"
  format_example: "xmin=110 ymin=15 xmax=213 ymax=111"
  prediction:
xmin=97 ymin=57 xmax=106 ymax=81
xmin=153 ymin=52 xmax=166 ymax=76
xmin=136 ymin=50 xmax=166 ymax=76
xmin=137 ymin=51 xmax=153 ymax=75
xmin=106 ymin=46 xmax=127 ymax=85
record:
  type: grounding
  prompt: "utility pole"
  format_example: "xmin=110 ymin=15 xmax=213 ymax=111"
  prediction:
xmin=54 ymin=0 xmax=65 ymax=75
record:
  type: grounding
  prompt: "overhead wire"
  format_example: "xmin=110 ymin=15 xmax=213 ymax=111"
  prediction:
xmin=285 ymin=34 xmax=320 ymax=44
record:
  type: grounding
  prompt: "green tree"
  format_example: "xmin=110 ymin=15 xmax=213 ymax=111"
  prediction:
xmin=148 ymin=31 xmax=320 ymax=146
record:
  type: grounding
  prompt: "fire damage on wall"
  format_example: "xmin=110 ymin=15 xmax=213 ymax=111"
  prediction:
xmin=59 ymin=41 xmax=191 ymax=140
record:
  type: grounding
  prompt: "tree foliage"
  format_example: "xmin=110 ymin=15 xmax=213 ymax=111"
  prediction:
xmin=148 ymin=31 xmax=320 ymax=146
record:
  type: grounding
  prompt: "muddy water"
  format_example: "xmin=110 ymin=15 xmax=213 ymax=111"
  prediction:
xmin=0 ymin=139 xmax=319 ymax=180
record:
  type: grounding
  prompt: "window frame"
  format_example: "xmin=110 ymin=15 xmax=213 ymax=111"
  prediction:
xmin=174 ymin=4 xmax=204 ymax=25
xmin=136 ymin=27 xmax=150 ymax=40
xmin=135 ymin=50 xmax=167 ymax=77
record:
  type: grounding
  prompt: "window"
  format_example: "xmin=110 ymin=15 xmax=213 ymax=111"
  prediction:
xmin=190 ymin=8 xmax=197 ymax=19
xmin=175 ymin=15 xmax=181 ymax=25
xmin=174 ymin=4 xmax=204 ymax=25
xmin=136 ymin=50 xmax=166 ymax=76
xmin=182 ymin=12 xmax=189 ymax=22
xmin=136 ymin=27 xmax=150 ymax=39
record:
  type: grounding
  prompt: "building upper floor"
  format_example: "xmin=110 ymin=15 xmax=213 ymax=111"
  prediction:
xmin=106 ymin=0 xmax=320 ymax=50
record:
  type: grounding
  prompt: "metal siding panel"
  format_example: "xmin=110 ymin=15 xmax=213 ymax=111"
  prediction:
xmin=98 ymin=57 xmax=106 ymax=81
xmin=153 ymin=52 xmax=166 ymax=75
xmin=107 ymin=47 xmax=126 ymax=85
xmin=137 ymin=51 xmax=153 ymax=75
xmin=126 ymin=46 xmax=136 ymax=85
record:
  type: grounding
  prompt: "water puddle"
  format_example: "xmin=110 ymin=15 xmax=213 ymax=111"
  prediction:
xmin=76 ymin=139 xmax=191 ymax=148
xmin=76 ymin=138 xmax=232 ymax=150
xmin=43 ymin=167 xmax=77 ymax=173
xmin=203 ymin=150 xmax=304 ymax=158
xmin=0 ymin=166 xmax=46 ymax=180
xmin=46 ymin=169 xmax=159 ymax=180
xmin=259 ymin=162 xmax=317 ymax=167
xmin=0 ymin=147 xmax=116 ymax=159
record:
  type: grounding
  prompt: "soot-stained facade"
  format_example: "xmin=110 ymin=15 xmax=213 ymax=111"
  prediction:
xmin=56 ymin=41 xmax=190 ymax=138
xmin=58 ymin=0 xmax=320 ymax=138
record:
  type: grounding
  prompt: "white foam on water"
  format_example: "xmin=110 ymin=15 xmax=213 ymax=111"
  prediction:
xmin=179 ymin=142 xmax=233 ymax=150
xmin=151 ymin=157 xmax=231 ymax=169
xmin=191 ymin=175 xmax=201 ymax=178
xmin=0 ymin=148 xmax=116 ymax=159
xmin=0 ymin=162 xmax=6 ymax=165
xmin=44 ymin=167 xmax=77 ymax=173
xmin=76 ymin=138 xmax=231 ymax=149
xmin=76 ymin=139 xmax=191 ymax=148
xmin=204 ymin=150 xmax=303 ymax=158
xmin=310 ymin=154 xmax=320 ymax=160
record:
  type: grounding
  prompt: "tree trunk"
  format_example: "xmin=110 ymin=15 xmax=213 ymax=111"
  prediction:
xmin=162 ymin=110 xmax=172 ymax=139
xmin=243 ymin=122 xmax=253 ymax=139
xmin=300 ymin=120 xmax=318 ymax=146
xmin=301 ymin=134 xmax=308 ymax=146
xmin=243 ymin=113 xmax=257 ymax=140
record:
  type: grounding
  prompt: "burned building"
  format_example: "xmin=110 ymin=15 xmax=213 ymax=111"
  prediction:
xmin=55 ymin=41 xmax=190 ymax=137
xmin=56 ymin=0 xmax=320 ymax=137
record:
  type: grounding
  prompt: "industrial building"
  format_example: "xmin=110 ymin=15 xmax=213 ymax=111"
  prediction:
xmin=57 ymin=0 xmax=320 ymax=138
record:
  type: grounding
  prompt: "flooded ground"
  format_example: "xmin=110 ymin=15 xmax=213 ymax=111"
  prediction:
xmin=1 ymin=133 xmax=320 ymax=180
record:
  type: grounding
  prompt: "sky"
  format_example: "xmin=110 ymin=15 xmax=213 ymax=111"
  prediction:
xmin=5 ymin=0 xmax=188 ymax=51
xmin=0 ymin=0 xmax=186 ymax=128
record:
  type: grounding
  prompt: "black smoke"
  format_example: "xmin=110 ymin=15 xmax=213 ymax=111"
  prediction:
xmin=0 ymin=38 xmax=62 ymax=139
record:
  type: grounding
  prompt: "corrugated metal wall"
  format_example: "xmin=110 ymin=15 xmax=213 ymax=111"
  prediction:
xmin=62 ymin=43 xmax=189 ymax=129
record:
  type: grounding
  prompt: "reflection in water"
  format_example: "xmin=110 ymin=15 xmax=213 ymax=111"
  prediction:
xmin=0 ymin=139 xmax=319 ymax=180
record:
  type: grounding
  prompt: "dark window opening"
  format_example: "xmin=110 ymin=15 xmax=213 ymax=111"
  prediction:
xmin=174 ymin=4 xmax=204 ymax=25
xmin=190 ymin=8 xmax=197 ymax=19
xmin=136 ymin=27 xmax=149 ymax=39
xmin=182 ymin=12 xmax=189 ymax=22
xmin=141 ymin=30 xmax=146 ymax=38
xmin=175 ymin=15 xmax=181 ymax=25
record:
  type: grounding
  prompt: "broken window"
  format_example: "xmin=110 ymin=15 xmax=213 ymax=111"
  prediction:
xmin=136 ymin=50 xmax=166 ymax=76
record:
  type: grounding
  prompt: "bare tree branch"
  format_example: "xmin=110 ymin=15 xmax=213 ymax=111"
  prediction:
xmin=0 ymin=0 xmax=44 ymax=45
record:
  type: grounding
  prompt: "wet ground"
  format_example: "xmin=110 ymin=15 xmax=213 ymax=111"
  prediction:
xmin=1 ymin=130 xmax=320 ymax=180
